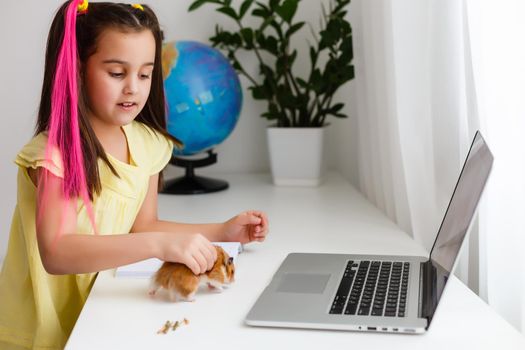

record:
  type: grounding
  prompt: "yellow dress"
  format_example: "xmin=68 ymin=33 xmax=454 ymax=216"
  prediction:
xmin=0 ymin=121 xmax=173 ymax=350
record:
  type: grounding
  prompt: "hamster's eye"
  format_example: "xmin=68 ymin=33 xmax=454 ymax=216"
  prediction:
xmin=228 ymin=257 xmax=234 ymax=265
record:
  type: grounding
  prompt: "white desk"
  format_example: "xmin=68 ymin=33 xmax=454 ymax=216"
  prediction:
xmin=66 ymin=173 xmax=525 ymax=349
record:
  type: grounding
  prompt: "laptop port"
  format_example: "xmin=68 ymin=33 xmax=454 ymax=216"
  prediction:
xmin=393 ymin=328 xmax=399 ymax=332
xmin=367 ymin=327 xmax=377 ymax=331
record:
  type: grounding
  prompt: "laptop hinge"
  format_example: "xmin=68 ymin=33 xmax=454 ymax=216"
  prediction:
xmin=418 ymin=259 xmax=436 ymax=324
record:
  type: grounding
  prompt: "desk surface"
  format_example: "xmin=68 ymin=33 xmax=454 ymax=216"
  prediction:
xmin=66 ymin=173 xmax=524 ymax=349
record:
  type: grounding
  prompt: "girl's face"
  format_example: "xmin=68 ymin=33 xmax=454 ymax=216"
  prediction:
xmin=84 ymin=28 xmax=156 ymax=129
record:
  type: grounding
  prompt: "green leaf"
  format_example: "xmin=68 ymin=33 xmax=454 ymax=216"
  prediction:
xmin=232 ymin=32 xmax=243 ymax=46
xmin=342 ymin=65 xmax=355 ymax=82
xmin=261 ymin=111 xmax=278 ymax=120
xmin=259 ymin=16 xmax=274 ymax=32
xmin=239 ymin=0 xmax=255 ymax=19
xmin=240 ymin=28 xmax=254 ymax=48
xmin=320 ymin=28 xmax=337 ymax=49
xmin=276 ymin=0 xmax=298 ymax=23
xmin=333 ymin=0 xmax=350 ymax=13
xmin=252 ymin=8 xmax=265 ymax=17
xmin=269 ymin=20 xmax=284 ymax=39
xmin=188 ymin=0 xmax=207 ymax=11
xmin=210 ymin=27 xmax=233 ymax=47
xmin=289 ymin=49 xmax=297 ymax=65
xmin=232 ymin=60 xmax=243 ymax=71
xmin=255 ymin=33 xmax=266 ymax=47
xmin=269 ymin=0 xmax=281 ymax=11
xmin=269 ymin=102 xmax=279 ymax=114
xmin=250 ymin=87 xmax=263 ymax=99
xmin=285 ymin=21 xmax=304 ymax=38
xmin=329 ymin=103 xmax=345 ymax=113
xmin=260 ymin=63 xmax=275 ymax=78
xmin=275 ymin=55 xmax=287 ymax=76
xmin=254 ymin=1 xmax=271 ymax=13
xmin=309 ymin=46 xmax=318 ymax=67
xmin=340 ymin=36 xmax=353 ymax=64
xmin=217 ymin=6 xmax=238 ymax=20
xmin=265 ymin=36 xmax=279 ymax=55
xmin=262 ymin=102 xmax=280 ymax=120
xmin=296 ymin=77 xmax=309 ymax=89
xmin=310 ymin=69 xmax=324 ymax=93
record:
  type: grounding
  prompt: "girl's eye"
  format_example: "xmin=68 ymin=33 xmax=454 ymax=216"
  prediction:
xmin=109 ymin=72 xmax=124 ymax=78
xmin=140 ymin=74 xmax=151 ymax=79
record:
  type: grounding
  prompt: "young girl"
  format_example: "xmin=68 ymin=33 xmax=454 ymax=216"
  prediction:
xmin=0 ymin=1 xmax=269 ymax=349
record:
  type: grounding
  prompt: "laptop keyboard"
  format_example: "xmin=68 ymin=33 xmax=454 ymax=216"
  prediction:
xmin=329 ymin=260 xmax=410 ymax=317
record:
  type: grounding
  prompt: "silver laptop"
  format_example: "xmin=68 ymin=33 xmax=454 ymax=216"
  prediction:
xmin=245 ymin=131 xmax=493 ymax=334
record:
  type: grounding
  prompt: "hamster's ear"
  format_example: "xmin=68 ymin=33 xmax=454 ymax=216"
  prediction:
xmin=228 ymin=257 xmax=234 ymax=265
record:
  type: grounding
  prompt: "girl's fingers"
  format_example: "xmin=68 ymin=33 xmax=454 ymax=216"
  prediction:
xmin=252 ymin=211 xmax=268 ymax=230
xmin=202 ymin=244 xmax=216 ymax=271
xmin=186 ymin=256 xmax=200 ymax=275
xmin=241 ymin=211 xmax=262 ymax=226
xmin=256 ymin=222 xmax=268 ymax=235
xmin=261 ymin=213 xmax=269 ymax=231
xmin=241 ymin=210 xmax=269 ymax=242
xmin=253 ymin=212 xmax=268 ymax=231
xmin=194 ymin=233 xmax=216 ymax=270
xmin=192 ymin=251 xmax=208 ymax=274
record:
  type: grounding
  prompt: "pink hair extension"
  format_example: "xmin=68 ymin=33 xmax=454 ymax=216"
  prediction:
xmin=41 ymin=0 xmax=97 ymax=236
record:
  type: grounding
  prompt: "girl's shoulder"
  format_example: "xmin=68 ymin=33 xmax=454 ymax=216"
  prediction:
xmin=125 ymin=121 xmax=174 ymax=174
xmin=14 ymin=132 xmax=64 ymax=178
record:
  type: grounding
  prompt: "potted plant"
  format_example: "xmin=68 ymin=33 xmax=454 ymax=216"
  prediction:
xmin=189 ymin=0 xmax=354 ymax=186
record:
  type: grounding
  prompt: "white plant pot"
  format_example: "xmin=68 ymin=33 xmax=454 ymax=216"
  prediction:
xmin=267 ymin=126 xmax=327 ymax=186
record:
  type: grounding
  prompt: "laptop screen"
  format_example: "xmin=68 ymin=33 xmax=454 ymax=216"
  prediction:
xmin=426 ymin=131 xmax=493 ymax=320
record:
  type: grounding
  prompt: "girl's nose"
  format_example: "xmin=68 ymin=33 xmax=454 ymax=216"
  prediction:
xmin=123 ymin=77 xmax=138 ymax=95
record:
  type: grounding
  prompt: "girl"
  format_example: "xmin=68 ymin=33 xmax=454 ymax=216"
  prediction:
xmin=0 ymin=1 xmax=269 ymax=349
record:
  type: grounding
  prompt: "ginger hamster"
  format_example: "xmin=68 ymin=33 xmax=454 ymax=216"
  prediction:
xmin=148 ymin=245 xmax=235 ymax=302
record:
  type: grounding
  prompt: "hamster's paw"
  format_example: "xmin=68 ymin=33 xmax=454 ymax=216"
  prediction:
xmin=181 ymin=293 xmax=196 ymax=302
xmin=207 ymin=283 xmax=224 ymax=293
xmin=207 ymin=282 xmax=221 ymax=291
xmin=168 ymin=290 xmax=179 ymax=302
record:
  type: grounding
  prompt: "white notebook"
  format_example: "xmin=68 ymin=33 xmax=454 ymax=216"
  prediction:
xmin=114 ymin=242 xmax=242 ymax=278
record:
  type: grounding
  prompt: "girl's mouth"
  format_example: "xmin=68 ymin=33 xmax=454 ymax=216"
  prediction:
xmin=118 ymin=102 xmax=137 ymax=110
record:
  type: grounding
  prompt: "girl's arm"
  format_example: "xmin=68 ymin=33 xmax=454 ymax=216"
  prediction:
xmin=131 ymin=175 xmax=270 ymax=244
xmin=32 ymin=169 xmax=216 ymax=275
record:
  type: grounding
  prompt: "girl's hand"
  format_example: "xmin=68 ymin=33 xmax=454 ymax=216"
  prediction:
xmin=157 ymin=232 xmax=217 ymax=275
xmin=223 ymin=211 xmax=269 ymax=244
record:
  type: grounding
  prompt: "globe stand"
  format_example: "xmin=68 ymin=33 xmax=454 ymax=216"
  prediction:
xmin=161 ymin=149 xmax=229 ymax=195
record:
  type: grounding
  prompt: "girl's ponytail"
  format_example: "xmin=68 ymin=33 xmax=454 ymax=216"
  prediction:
xmin=44 ymin=0 xmax=97 ymax=234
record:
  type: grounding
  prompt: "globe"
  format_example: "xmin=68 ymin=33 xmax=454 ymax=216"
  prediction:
xmin=162 ymin=40 xmax=243 ymax=156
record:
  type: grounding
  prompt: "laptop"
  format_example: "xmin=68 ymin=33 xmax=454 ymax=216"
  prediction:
xmin=245 ymin=131 xmax=493 ymax=334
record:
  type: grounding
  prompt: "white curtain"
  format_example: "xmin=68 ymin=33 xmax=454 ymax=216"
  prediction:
xmin=352 ymin=0 xmax=525 ymax=333
xmin=466 ymin=0 xmax=525 ymax=333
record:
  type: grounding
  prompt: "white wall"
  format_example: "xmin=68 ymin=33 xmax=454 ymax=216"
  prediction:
xmin=0 ymin=0 xmax=359 ymax=262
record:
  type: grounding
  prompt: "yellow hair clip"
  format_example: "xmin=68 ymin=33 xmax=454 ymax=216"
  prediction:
xmin=131 ymin=4 xmax=144 ymax=11
xmin=77 ymin=0 xmax=88 ymax=13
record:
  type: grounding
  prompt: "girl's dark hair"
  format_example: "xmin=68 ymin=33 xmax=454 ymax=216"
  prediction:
xmin=36 ymin=1 xmax=180 ymax=199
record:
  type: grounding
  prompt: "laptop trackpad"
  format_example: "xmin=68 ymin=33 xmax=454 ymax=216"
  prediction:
xmin=276 ymin=273 xmax=331 ymax=294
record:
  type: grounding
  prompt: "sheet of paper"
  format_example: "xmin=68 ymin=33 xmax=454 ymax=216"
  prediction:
xmin=114 ymin=242 xmax=242 ymax=278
